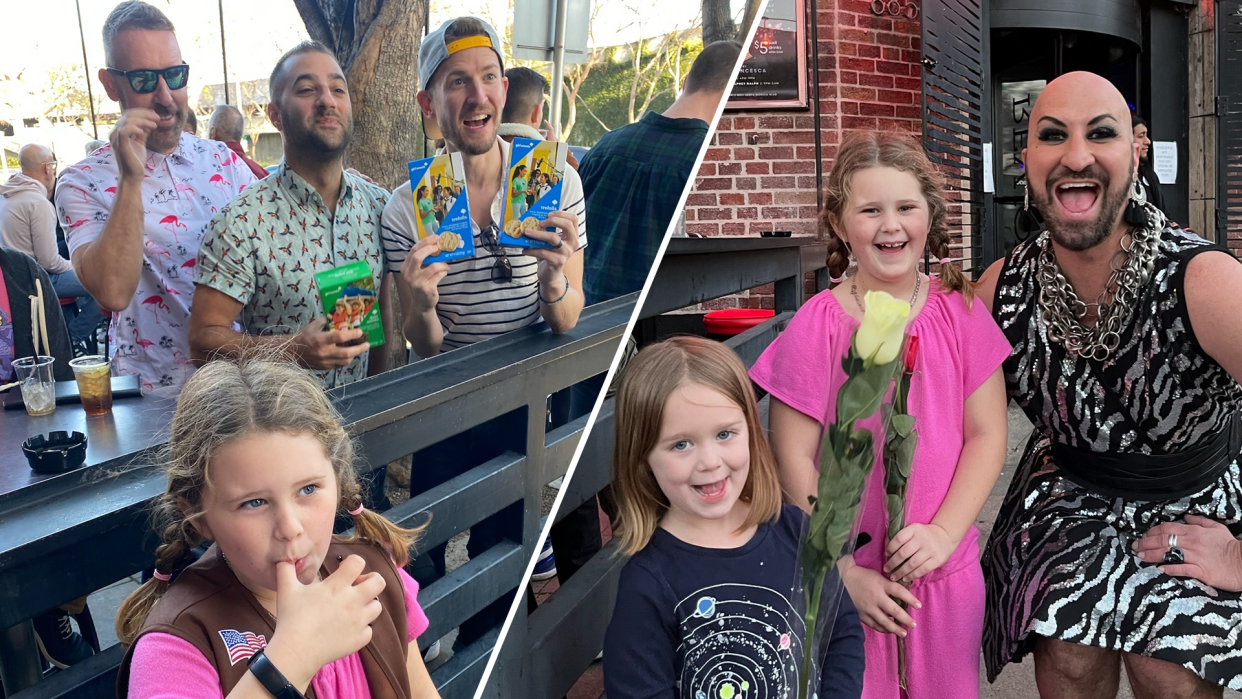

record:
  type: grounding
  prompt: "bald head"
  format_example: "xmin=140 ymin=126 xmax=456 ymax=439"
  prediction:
xmin=18 ymin=144 xmax=56 ymax=193
xmin=1023 ymin=71 xmax=1139 ymax=252
xmin=208 ymin=104 xmax=245 ymax=143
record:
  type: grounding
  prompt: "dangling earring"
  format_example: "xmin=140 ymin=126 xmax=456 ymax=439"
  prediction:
xmin=1023 ymin=181 xmax=1030 ymax=212
xmin=1123 ymin=178 xmax=1149 ymax=228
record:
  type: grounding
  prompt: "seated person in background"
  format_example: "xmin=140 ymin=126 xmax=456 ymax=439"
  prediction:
xmin=0 ymin=144 xmax=103 ymax=343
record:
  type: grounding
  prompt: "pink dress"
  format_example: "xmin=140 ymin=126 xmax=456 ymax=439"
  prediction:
xmin=126 ymin=567 xmax=430 ymax=699
xmin=750 ymin=282 xmax=1011 ymax=699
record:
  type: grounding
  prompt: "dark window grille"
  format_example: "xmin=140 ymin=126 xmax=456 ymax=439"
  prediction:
xmin=921 ymin=0 xmax=986 ymax=278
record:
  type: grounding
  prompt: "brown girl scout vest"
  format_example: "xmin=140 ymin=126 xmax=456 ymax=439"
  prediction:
xmin=116 ymin=538 xmax=412 ymax=699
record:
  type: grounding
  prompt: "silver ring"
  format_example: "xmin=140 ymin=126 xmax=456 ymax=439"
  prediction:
xmin=1169 ymin=534 xmax=1178 ymax=550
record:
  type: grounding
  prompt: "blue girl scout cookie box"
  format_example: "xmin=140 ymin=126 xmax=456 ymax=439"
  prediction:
xmin=408 ymin=151 xmax=474 ymax=264
xmin=499 ymin=137 xmax=569 ymax=249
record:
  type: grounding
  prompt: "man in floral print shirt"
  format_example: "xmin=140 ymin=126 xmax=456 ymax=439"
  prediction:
xmin=57 ymin=1 xmax=256 ymax=396
xmin=188 ymin=41 xmax=391 ymax=388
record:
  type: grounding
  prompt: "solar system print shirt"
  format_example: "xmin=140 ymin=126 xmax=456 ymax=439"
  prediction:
xmin=57 ymin=133 xmax=257 ymax=396
xmin=602 ymin=505 xmax=865 ymax=699
xmin=196 ymin=163 xmax=389 ymax=388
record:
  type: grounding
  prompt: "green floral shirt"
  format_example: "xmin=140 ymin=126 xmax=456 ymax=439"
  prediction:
xmin=196 ymin=162 xmax=389 ymax=387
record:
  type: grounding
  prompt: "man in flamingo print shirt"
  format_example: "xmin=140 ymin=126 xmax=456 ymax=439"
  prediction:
xmin=56 ymin=1 xmax=256 ymax=396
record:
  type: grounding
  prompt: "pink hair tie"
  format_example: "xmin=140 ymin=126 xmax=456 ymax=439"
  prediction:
xmin=939 ymin=257 xmax=952 ymax=266
xmin=349 ymin=504 xmax=365 ymax=516
xmin=152 ymin=570 xmax=172 ymax=582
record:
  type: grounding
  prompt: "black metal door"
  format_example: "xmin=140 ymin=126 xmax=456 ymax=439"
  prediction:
xmin=1219 ymin=0 xmax=1242 ymax=253
xmin=922 ymin=0 xmax=986 ymax=277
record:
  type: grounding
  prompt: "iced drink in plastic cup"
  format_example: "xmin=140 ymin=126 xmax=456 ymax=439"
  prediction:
xmin=69 ymin=356 xmax=112 ymax=417
xmin=13 ymin=356 xmax=56 ymax=416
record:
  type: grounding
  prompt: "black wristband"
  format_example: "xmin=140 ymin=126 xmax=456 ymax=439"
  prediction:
xmin=247 ymin=650 xmax=306 ymax=699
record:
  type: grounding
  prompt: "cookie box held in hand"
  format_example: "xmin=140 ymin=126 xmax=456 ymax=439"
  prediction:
xmin=500 ymin=137 xmax=569 ymax=248
xmin=315 ymin=260 xmax=384 ymax=347
xmin=408 ymin=151 xmax=474 ymax=264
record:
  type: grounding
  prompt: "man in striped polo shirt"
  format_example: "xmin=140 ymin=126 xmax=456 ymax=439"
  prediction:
xmin=378 ymin=15 xmax=587 ymax=656
xmin=381 ymin=17 xmax=586 ymax=359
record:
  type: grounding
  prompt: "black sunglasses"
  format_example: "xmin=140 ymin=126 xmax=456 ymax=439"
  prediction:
xmin=479 ymin=224 xmax=513 ymax=284
xmin=106 ymin=64 xmax=190 ymax=94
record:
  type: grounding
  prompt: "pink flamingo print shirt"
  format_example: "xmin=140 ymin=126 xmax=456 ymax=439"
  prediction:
xmin=56 ymin=134 xmax=257 ymax=396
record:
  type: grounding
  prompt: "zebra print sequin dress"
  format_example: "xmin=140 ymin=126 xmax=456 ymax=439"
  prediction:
xmin=981 ymin=227 xmax=1242 ymax=688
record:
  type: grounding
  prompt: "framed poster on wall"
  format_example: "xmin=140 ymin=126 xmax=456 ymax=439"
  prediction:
xmin=726 ymin=0 xmax=807 ymax=109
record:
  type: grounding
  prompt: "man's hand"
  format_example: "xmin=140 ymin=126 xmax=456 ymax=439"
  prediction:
xmin=1134 ymin=515 xmax=1242 ymax=592
xmin=110 ymin=109 xmax=159 ymax=183
xmin=399 ymin=236 xmax=451 ymax=312
xmin=291 ymin=318 xmax=370 ymax=369
xmin=522 ymin=210 xmax=580 ymax=285
xmin=345 ymin=167 xmax=376 ymax=185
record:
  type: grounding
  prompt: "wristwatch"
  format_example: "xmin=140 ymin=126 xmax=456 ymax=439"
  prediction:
xmin=247 ymin=650 xmax=307 ymax=699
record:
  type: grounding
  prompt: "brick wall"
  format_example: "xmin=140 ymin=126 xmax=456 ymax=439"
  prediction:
xmin=684 ymin=0 xmax=923 ymax=309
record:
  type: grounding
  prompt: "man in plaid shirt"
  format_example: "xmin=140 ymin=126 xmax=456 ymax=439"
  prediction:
xmin=577 ymin=40 xmax=741 ymax=306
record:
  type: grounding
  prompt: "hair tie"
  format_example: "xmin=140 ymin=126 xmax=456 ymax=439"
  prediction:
xmin=829 ymin=275 xmax=845 ymax=284
xmin=939 ymin=257 xmax=952 ymax=266
xmin=152 ymin=570 xmax=172 ymax=582
xmin=349 ymin=504 xmax=365 ymax=516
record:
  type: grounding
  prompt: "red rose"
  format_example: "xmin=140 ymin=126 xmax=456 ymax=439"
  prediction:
xmin=903 ymin=335 xmax=919 ymax=374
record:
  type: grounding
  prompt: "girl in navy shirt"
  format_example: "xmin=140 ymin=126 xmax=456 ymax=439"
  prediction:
xmin=604 ymin=336 xmax=865 ymax=699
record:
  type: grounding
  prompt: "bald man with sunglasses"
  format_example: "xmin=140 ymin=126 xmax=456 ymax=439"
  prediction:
xmin=55 ymin=1 xmax=256 ymax=396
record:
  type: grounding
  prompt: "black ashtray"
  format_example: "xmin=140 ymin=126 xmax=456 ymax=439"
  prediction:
xmin=22 ymin=431 xmax=88 ymax=474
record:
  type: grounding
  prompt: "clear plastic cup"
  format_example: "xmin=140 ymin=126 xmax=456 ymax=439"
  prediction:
xmin=13 ymin=356 xmax=56 ymax=416
xmin=68 ymin=355 xmax=112 ymax=417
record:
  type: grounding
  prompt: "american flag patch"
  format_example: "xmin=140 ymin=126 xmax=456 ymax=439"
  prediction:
xmin=218 ymin=628 xmax=267 ymax=665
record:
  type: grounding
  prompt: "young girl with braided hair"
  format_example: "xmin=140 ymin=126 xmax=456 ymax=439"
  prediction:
xmin=115 ymin=355 xmax=439 ymax=699
xmin=751 ymin=131 xmax=1011 ymax=698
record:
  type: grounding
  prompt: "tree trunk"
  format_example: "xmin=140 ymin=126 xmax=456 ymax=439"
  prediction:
xmin=739 ymin=0 xmax=764 ymax=43
xmin=292 ymin=0 xmax=428 ymax=371
xmin=702 ymin=0 xmax=736 ymax=45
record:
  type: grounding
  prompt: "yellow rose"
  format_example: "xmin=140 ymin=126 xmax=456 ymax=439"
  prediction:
xmin=854 ymin=290 xmax=911 ymax=366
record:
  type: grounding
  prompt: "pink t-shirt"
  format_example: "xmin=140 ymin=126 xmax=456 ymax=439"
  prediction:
xmin=127 ymin=567 xmax=430 ymax=699
xmin=750 ymin=282 xmax=1011 ymax=579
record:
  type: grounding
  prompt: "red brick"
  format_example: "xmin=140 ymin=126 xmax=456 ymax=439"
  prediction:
xmin=696 ymin=177 xmax=733 ymax=191
xmin=843 ymin=115 xmax=879 ymax=129
xmin=858 ymin=15 xmax=893 ymax=31
xmin=840 ymin=70 xmax=859 ymax=85
xmin=773 ymin=130 xmax=816 ymax=144
xmin=838 ymin=42 xmax=857 ymax=56
xmin=686 ymin=222 xmax=719 ymax=235
xmin=859 ymin=73 xmax=894 ymax=88
xmin=732 ymin=116 xmax=756 ymax=130
xmin=721 ymin=223 xmax=747 ymax=235
xmin=878 ymin=89 xmax=915 ymax=104
xmin=894 ymin=77 xmax=921 ymax=91
xmin=748 ymin=192 xmax=774 ymax=205
xmin=882 ymin=47 xmax=901 ymax=61
xmin=736 ymin=177 xmax=758 ymax=190
xmin=876 ymin=32 xmax=911 ymax=48
xmin=842 ymin=86 xmax=877 ymax=101
xmin=797 ymin=175 xmax=820 ymax=189
xmin=798 ymin=205 xmax=819 ymax=218
xmin=748 ymin=131 xmax=771 ymax=144
xmin=795 ymin=116 xmax=818 ymax=129
xmin=755 ymin=283 xmax=775 ymax=294
xmin=839 ymin=57 xmax=876 ymax=72
xmin=774 ymin=160 xmax=816 ymax=175
xmin=745 ymin=161 xmax=771 ymax=175
xmin=759 ymin=146 xmax=795 ymax=160
xmin=685 ymin=193 xmax=716 ymax=206
xmin=719 ymin=162 xmax=742 ymax=176
xmin=860 ymin=102 xmax=895 ymax=117
xmin=720 ymin=192 xmax=746 ymax=206
xmin=761 ymin=176 xmax=797 ymax=189
xmin=716 ymin=131 xmax=743 ymax=146
xmin=796 ymin=146 xmax=818 ymax=159
xmin=704 ymin=147 xmax=731 ymax=161
xmin=876 ymin=60 xmax=912 ymax=75
xmin=856 ymin=43 xmax=882 ymax=59
xmin=733 ymin=147 xmax=756 ymax=161
xmin=840 ymin=28 xmax=876 ymax=43
xmin=842 ymin=101 xmax=860 ymax=115
xmin=894 ymin=20 xmax=919 ymax=35
xmin=699 ymin=207 xmax=733 ymax=221
xmin=895 ymin=105 xmax=923 ymax=120
xmin=901 ymin=49 xmax=921 ymax=63
xmin=737 ymin=207 xmax=759 ymax=219
xmin=697 ymin=163 xmax=716 ymax=176
xmin=714 ymin=116 xmax=732 ymax=131
xmin=775 ymin=190 xmax=817 ymax=204
xmin=760 ymin=205 xmax=801 ymax=220
xmin=758 ymin=116 xmax=794 ymax=129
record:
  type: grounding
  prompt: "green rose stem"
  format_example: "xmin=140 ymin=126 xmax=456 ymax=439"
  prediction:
xmin=883 ymin=335 xmax=920 ymax=696
xmin=797 ymin=292 xmax=909 ymax=699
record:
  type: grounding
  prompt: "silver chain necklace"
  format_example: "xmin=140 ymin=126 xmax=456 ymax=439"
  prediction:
xmin=851 ymin=272 xmax=922 ymax=313
xmin=1036 ymin=203 xmax=1163 ymax=362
